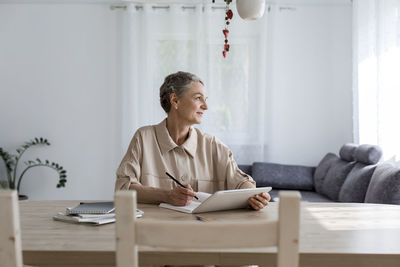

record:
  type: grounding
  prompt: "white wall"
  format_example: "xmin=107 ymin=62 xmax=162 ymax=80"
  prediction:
xmin=0 ymin=0 xmax=353 ymax=199
xmin=264 ymin=0 xmax=353 ymax=165
xmin=0 ymin=2 xmax=121 ymax=200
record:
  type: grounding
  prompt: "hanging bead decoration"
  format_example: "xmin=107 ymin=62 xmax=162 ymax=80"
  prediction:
xmin=212 ymin=0 xmax=233 ymax=58
xmin=222 ymin=0 xmax=232 ymax=58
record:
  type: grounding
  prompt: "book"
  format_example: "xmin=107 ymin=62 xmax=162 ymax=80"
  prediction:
xmin=66 ymin=201 xmax=115 ymax=215
xmin=53 ymin=213 xmax=116 ymax=225
xmin=159 ymin=187 xmax=272 ymax=214
xmin=53 ymin=209 xmax=144 ymax=225
xmin=74 ymin=213 xmax=116 ymax=219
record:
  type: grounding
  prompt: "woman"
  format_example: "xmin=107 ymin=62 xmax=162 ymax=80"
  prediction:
xmin=115 ymin=71 xmax=270 ymax=210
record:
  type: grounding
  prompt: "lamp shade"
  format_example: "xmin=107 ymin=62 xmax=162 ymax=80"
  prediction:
xmin=236 ymin=0 xmax=266 ymax=20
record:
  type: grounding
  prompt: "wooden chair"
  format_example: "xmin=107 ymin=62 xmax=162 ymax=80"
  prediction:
xmin=0 ymin=190 xmax=24 ymax=267
xmin=115 ymin=190 xmax=301 ymax=267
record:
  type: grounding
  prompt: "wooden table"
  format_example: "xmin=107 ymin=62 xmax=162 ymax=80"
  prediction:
xmin=20 ymin=200 xmax=400 ymax=267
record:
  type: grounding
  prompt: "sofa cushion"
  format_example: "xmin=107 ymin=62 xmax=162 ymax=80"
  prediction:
xmin=339 ymin=143 xmax=358 ymax=162
xmin=365 ymin=163 xmax=400 ymax=204
xmin=338 ymin=163 xmax=376 ymax=202
xmin=354 ymin=144 xmax=382 ymax=165
xmin=321 ymin=160 xmax=356 ymax=201
xmin=314 ymin=153 xmax=340 ymax=194
xmin=252 ymin=162 xmax=314 ymax=190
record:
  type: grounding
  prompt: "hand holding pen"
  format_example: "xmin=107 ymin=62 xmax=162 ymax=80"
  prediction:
xmin=166 ymin=172 xmax=199 ymax=206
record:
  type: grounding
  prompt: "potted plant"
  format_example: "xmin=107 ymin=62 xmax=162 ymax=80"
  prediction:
xmin=0 ymin=137 xmax=67 ymax=199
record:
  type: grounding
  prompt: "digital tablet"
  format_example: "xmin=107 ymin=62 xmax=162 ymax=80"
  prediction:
xmin=193 ymin=187 xmax=272 ymax=213
xmin=159 ymin=187 xmax=272 ymax=213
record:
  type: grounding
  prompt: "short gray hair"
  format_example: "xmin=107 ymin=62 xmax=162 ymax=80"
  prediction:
xmin=159 ymin=71 xmax=204 ymax=113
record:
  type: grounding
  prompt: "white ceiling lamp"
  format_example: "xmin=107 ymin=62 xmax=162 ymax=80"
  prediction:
xmin=236 ymin=0 xmax=266 ymax=20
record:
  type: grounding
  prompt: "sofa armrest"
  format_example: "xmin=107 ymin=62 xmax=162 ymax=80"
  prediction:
xmin=252 ymin=162 xmax=315 ymax=190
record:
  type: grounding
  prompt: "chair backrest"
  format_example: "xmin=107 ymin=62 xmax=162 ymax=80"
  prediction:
xmin=115 ymin=190 xmax=300 ymax=267
xmin=0 ymin=190 xmax=23 ymax=267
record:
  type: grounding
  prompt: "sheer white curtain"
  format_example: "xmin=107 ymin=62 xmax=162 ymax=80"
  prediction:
xmin=354 ymin=0 xmax=400 ymax=160
xmin=120 ymin=1 xmax=268 ymax=164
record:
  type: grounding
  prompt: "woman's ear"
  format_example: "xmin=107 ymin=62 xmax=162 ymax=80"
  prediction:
xmin=170 ymin=93 xmax=179 ymax=109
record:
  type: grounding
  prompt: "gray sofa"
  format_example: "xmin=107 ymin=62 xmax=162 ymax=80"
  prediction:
xmin=239 ymin=143 xmax=400 ymax=204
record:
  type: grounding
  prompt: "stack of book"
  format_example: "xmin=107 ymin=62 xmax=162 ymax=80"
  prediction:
xmin=53 ymin=201 xmax=143 ymax=225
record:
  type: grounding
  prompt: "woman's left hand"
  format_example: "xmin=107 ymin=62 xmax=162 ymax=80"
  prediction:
xmin=248 ymin=192 xmax=271 ymax=210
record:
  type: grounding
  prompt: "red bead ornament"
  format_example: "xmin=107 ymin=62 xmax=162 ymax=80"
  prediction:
xmin=223 ymin=1 xmax=233 ymax=57
xmin=226 ymin=9 xmax=233 ymax=20
xmin=222 ymin=29 xmax=229 ymax=39
xmin=213 ymin=0 xmax=233 ymax=58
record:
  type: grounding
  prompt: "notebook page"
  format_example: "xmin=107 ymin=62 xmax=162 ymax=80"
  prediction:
xmin=159 ymin=192 xmax=211 ymax=213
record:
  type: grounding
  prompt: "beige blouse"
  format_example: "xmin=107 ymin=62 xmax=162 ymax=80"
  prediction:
xmin=115 ymin=119 xmax=255 ymax=194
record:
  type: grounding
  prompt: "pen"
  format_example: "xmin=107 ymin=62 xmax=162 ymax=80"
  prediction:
xmin=195 ymin=215 xmax=211 ymax=222
xmin=165 ymin=172 xmax=199 ymax=200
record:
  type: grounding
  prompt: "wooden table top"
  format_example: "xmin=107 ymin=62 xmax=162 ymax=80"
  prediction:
xmin=19 ymin=200 xmax=400 ymax=266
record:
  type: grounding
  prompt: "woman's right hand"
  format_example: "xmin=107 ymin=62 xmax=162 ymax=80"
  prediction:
xmin=167 ymin=184 xmax=197 ymax=206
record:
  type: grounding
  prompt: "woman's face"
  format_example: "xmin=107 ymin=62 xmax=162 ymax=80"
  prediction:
xmin=174 ymin=81 xmax=208 ymax=125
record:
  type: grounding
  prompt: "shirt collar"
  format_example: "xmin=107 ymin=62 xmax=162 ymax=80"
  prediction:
xmin=155 ymin=119 xmax=197 ymax=158
xmin=182 ymin=127 xmax=197 ymax=158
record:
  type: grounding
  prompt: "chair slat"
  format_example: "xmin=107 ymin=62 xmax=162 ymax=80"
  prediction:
xmin=0 ymin=190 xmax=23 ymax=267
xmin=115 ymin=190 xmax=139 ymax=267
xmin=277 ymin=191 xmax=301 ymax=267
xmin=136 ymin=220 xmax=278 ymax=249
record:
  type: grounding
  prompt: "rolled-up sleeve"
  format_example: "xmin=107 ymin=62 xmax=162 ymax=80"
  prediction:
xmin=115 ymin=132 xmax=142 ymax=191
xmin=226 ymin=149 xmax=256 ymax=189
xmin=213 ymin=139 xmax=256 ymax=190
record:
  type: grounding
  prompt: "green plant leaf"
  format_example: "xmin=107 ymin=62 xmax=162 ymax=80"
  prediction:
xmin=0 ymin=147 xmax=16 ymax=173
xmin=9 ymin=137 xmax=67 ymax=192
xmin=0 ymin=180 xmax=7 ymax=189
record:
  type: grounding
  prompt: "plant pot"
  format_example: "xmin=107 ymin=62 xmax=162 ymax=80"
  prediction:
xmin=19 ymin=194 xmax=28 ymax=200
xmin=236 ymin=0 xmax=266 ymax=20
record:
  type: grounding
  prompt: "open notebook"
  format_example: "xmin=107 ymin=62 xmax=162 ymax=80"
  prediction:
xmin=159 ymin=187 xmax=272 ymax=214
